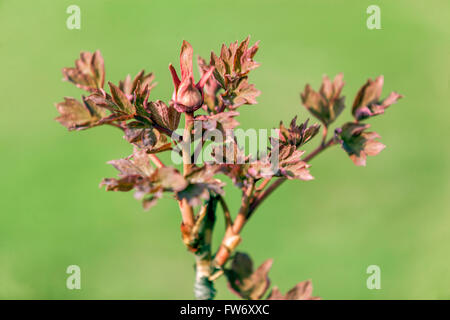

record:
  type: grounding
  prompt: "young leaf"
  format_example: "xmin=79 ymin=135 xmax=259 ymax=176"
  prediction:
xmin=337 ymin=122 xmax=386 ymax=166
xmin=176 ymin=165 xmax=225 ymax=207
xmin=352 ymin=76 xmax=402 ymax=121
xmin=119 ymin=70 xmax=156 ymax=96
xmin=278 ymin=117 xmax=320 ymax=148
xmin=210 ymin=36 xmax=260 ymax=85
xmin=301 ymin=73 xmax=345 ymax=126
xmin=146 ymin=100 xmax=181 ymax=131
xmin=123 ymin=122 xmax=171 ymax=153
xmin=210 ymin=37 xmax=261 ymax=109
xmin=108 ymin=82 xmax=136 ymax=114
xmin=248 ymin=144 xmax=313 ymax=181
xmin=55 ymin=97 xmax=106 ymax=131
xmin=225 ymin=252 xmax=273 ymax=300
xmin=101 ymin=149 xmax=186 ymax=209
xmin=62 ymin=51 xmax=105 ymax=92
xmin=230 ymin=78 xmax=261 ymax=109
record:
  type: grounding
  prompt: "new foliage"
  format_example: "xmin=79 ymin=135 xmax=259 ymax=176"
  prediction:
xmin=55 ymin=37 xmax=402 ymax=299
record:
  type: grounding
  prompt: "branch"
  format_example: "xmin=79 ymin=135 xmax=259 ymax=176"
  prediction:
xmin=149 ymin=154 xmax=164 ymax=168
xmin=178 ymin=112 xmax=196 ymax=229
xmin=213 ymin=181 xmax=255 ymax=267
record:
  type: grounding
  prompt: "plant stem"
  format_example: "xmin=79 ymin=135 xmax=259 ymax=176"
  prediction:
xmin=179 ymin=112 xmax=195 ymax=229
xmin=148 ymin=154 xmax=164 ymax=168
xmin=214 ymin=182 xmax=254 ymax=267
xmin=193 ymin=197 xmax=217 ymax=300
xmin=182 ymin=112 xmax=194 ymax=174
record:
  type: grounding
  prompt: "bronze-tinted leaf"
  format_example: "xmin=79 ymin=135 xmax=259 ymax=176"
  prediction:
xmin=301 ymin=73 xmax=345 ymax=126
xmin=225 ymin=252 xmax=273 ymax=300
xmin=210 ymin=37 xmax=261 ymax=109
xmin=278 ymin=117 xmax=320 ymax=148
xmin=230 ymin=79 xmax=261 ymax=108
xmin=338 ymin=122 xmax=385 ymax=166
xmin=108 ymin=149 xmax=154 ymax=177
xmin=249 ymin=144 xmax=313 ymax=181
xmin=277 ymin=145 xmax=313 ymax=180
xmin=124 ymin=126 xmax=171 ymax=153
xmin=101 ymin=149 xmax=186 ymax=209
xmin=55 ymin=97 xmax=106 ymax=130
xmin=210 ymin=36 xmax=260 ymax=86
xmin=267 ymin=280 xmax=320 ymax=300
xmin=108 ymin=82 xmax=136 ymax=114
xmin=153 ymin=166 xmax=187 ymax=192
xmin=146 ymin=100 xmax=181 ymax=131
xmin=176 ymin=165 xmax=225 ymax=206
xmin=119 ymin=70 xmax=156 ymax=96
xmin=62 ymin=50 xmax=105 ymax=92
xmin=352 ymin=76 xmax=403 ymax=121
xmin=85 ymin=91 xmax=120 ymax=113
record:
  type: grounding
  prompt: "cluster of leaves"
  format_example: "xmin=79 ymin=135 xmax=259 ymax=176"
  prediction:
xmin=301 ymin=74 xmax=402 ymax=166
xmin=55 ymin=37 xmax=402 ymax=300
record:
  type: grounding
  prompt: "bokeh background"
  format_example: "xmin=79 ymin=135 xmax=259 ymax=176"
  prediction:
xmin=1 ymin=0 xmax=449 ymax=299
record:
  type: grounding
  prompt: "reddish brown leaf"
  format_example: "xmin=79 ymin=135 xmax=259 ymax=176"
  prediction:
xmin=278 ymin=117 xmax=320 ymax=148
xmin=55 ymin=97 xmax=106 ymax=131
xmin=225 ymin=252 xmax=273 ymax=300
xmin=62 ymin=50 xmax=105 ymax=92
xmin=301 ymin=73 xmax=345 ymax=126
xmin=338 ymin=122 xmax=385 ymax=166
xmin=146 ymin=100 xmax=181 ymax=131
xmin=352 ymin=76 xmax=403 ymax=121
xmin=176 ymin=165 xmax=225 ymax=206
xmin=108 ymin=82 xmax=136 ymax=114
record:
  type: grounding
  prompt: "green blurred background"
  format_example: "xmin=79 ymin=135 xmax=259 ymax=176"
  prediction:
xmin=1 ymin=0 xmax=449 ymax=299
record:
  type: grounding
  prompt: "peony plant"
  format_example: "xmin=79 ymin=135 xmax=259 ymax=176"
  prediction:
xmin=55 ymin=37 xmax=402 ymax=300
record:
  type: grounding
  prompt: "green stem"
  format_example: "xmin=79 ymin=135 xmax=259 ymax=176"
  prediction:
xmin=193 ymin=196 xmax=217 ymax=300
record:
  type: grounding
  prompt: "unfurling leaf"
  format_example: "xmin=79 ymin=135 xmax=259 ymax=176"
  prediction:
xmin=119 ymin=70 xmax=156 ymax=97
xmin=55 ymin=97 xmax=106 ymax=130
xmin=108 ymin=82 xmax=136 ymax=115
xmin=210 ymin=36 xmax=260 ymax=87
xmin=225 ymin=252 xmax=272 ymax=300
xmin=176 ymin=165 xmax=225 ymax=206
xmin=301 ymin=73 xmax=345 ymax=126
xmin=101 ymin=149 xmax=187 ymax=209
xmin=248 ymin=144 xmax=313 ymax=181
xmin=338 ymin=122 xmax=385 ymax=166
xmin=62 ymin=51 xmax=105 ymax=92
xmin=146 ymin=100 xmax=181 ymax=131
xmin=124 ymin=122 xmax=171 ymax=153
xmin=229 ymin=79 xmax=261 ymax=109
xmin=278 ymin=117 xmax=320 ymax=148
xmin=210 ymin=37 xmax=261 ymax=109
xmin=352 ymin=76 xmax=402 ymax=121
xmin=267 ymin=280 xmax=320 ymax=300
xmin=277 ymin=145 xmax=313 ymax=180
